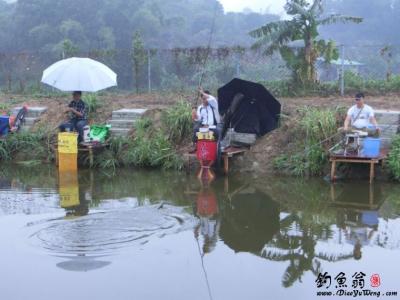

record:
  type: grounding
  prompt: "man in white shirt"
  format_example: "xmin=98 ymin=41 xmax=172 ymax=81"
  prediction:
xmin=343 ymin=93 xmax=380 ymax=135
xmin=199 ymin=89 xmax=221 ymax=124
xmin=190 ymin=90 xmax=220 ymax=152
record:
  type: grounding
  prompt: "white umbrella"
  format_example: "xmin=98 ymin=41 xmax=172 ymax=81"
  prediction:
xmin=41 ymin=57 xmax=117 ymax=92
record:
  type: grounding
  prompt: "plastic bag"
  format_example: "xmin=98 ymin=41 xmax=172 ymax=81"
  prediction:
xmin=89 ymin=125 xmax=111 ymax=143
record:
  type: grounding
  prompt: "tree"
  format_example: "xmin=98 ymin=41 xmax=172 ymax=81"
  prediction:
xmin=131 ymin=30 xmax=147 ymax=93
xmin=380 ymin=45 xmax=393 ymax=82
xmin=53 ymin=39 xmax=79 ymax=59
xmin=250 ymin=0 xmax=362 ymax=84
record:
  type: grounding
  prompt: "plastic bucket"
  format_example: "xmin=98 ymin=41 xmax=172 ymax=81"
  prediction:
xmin=58 ymin=132 xmax=78 ymax=154
xmin=362 ymin=138 xmax=380 ymax=157
xmin=0 ymin=116 xmax=9 ymax=136
xmin=196 ymin=140 xmax=217 ymax=162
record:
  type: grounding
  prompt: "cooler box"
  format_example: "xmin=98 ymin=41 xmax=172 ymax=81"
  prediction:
xmin=0 ymin=116 xmax=9 ymax=136
xmin=362 ymin=138 xmax=381 ymax=157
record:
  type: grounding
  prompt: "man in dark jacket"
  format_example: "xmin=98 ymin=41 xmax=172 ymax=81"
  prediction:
xmin=59 ymin=91 xmax=88 ymax=142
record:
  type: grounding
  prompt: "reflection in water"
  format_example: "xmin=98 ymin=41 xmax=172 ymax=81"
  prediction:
xmin=59 ymin=170 xmax=89 ymax=218
xmin=56 ymin=255 xmax=111 ymax=272
xmin=333 ymin=183 xmax=381 ymax=261
xmin=1 ymin=165 xmax=400 ymax=291
xmin=194 ymin=186 xmax=220 ymax=255
xmin=30 ymin=205 xmax=196 ymax=256
xmin=220 ymin=186 xmax=280 ymax=255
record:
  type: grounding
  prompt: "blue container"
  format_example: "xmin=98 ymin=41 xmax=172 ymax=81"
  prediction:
xmin=363 ymin=138 xmax=380 ymax=157
xmin=0 ymin=116 xmax=10 ymax=136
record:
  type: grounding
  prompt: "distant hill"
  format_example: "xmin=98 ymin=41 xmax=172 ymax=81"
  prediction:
xmin=0 ymin=0 xmax=398 ymax=53
xmin=0 ymin=0 xmax=279 ymax=52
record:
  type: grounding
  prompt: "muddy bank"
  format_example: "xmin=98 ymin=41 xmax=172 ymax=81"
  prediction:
xmin=232 ymin=93 xmax=400 ymax=176
xmin=1 ymin=92 xmax=400 ymax=175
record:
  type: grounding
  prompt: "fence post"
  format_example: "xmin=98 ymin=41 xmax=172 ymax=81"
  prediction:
xmin=340 ymin=44 xmax=345 ymax=96
xmin=147 ymin=49 xmax=151 ymax=93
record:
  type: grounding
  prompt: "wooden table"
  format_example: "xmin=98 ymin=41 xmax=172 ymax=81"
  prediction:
xmin=221 ymin=147 xmax=248 ymax=175
xmin=330 ymin=149 xmax=388 ymax=183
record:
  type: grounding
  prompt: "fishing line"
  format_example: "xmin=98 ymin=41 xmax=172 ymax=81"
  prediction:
xmin=195 ymin=234 xmax=214 ymax=300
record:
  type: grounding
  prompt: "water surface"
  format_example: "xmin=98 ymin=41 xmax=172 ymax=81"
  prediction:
xmin=1 ymin=165 xmax=399 ymax=300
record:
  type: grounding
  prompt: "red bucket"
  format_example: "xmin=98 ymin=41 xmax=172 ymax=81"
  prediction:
xmin=196 ymin=140 xmax=217 ymax=163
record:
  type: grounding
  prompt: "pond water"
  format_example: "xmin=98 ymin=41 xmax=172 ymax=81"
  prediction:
xmin=1 ymin=165 xmax=400 ymax=300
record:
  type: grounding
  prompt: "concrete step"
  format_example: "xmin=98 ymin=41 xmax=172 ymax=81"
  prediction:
xmin=375 ymin=110 xmax=400 ymax=123
xmin=108 ymin=119 xmax=137 ymax=129
xmin=109 ymin=128 xmax=131 ymax=137
xmin=13 ymin=106 xmax=48 ymax=118
xmin=112 ymin=109 xmax=147 ymax=120
xmin=20 ymin=125 xmax=31 ymax=132
xmin=23 ymin=117 xmax=38 ymax=126
xmin=374 ymin=111 xmax=400 ymax=142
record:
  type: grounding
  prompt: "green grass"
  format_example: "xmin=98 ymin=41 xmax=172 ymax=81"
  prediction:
xmin=124 ymin=118 xmax=183 ymax=170
xmin=0 ymin=131 xmax=54 ymax=162
xmin=88 ymin=119 xmax=184 ymax=170
xmin=387 ymin=135 xmax=400 ymax=181
xmin=162 ymin=100 xmax=192 ymax=144
xmin=273 ymin=107 xmax=339 ymax=176
xmin=83 ymin=93 xmax=102 ymax=118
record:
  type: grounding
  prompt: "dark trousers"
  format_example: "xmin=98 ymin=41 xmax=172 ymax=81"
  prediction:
xmin=59 ymin=119 xmax=87 ymax=142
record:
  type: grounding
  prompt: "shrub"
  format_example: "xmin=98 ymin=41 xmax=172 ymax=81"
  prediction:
xmin=0 ymin=131 xmax=53 ymax=162
xmin=162 ymin=100 xmax=192 ymax=144
xmin=274 ymin=107 xmax=338 ymax=176
xmin=387 ymin=135 xmax=400 ymax=181
xmin=83 ymin=93 xmax=102 ymax=118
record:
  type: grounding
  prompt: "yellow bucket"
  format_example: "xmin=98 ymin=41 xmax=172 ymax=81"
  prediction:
xmin=59 ymin=170 xmax=79 ymax=208
xmin=58 ymin=132 xmax=78 ymax=154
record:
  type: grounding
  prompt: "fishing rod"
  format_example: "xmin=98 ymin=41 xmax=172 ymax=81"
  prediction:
xmin=194 ymin=1 xmax=219 ymax=106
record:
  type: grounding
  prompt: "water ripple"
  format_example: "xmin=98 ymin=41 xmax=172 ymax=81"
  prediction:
xmin=29 ymin=204 xmax=196 ymax=256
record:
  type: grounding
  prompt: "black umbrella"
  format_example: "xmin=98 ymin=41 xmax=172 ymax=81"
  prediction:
xmin=218 ymin=78 xmax=281 ymax=136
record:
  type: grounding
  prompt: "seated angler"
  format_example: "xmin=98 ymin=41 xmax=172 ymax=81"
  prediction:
xmin=190 ymin=92 xmax=219 ymax=152
xmin=343 ymin=92 xmax=380 ymax=136
xmin=59 ymin=91 xmax=88 ymax=143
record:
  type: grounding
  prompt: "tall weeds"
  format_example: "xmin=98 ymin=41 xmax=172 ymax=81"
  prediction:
xmin=274 ymin=107 xmax=338 ymax=176
xmin=162 ymin=100 xmax=192 ymax=144
xmin=0 ymin=131 xmax=54 ymax=162
xmin=83 ymin=93 xmax=102 ymax=118
xmin=387 ymin=135 xmax=400 ymax=181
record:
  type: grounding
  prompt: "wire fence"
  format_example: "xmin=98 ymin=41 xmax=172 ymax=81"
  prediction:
xmin=0 ymin=45 xmax=399 ymax=95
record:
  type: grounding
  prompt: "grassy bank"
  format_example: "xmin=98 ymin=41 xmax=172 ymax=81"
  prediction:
xmin=273 ymin=106 xmax=344 ymax=176
xmin=0 ymin=101 xmax=193 ymax=170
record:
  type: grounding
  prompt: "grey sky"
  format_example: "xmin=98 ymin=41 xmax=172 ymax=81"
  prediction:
xmin=219 ymin=0 xmax=286 ymax=14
